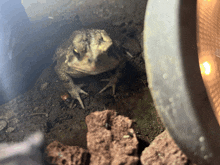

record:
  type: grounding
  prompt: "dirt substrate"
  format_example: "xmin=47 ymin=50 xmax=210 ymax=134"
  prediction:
xmin=0 ymin=17 xmax=191 ymax=164
xmin=0 ymin=19 xmax=164 ymax=148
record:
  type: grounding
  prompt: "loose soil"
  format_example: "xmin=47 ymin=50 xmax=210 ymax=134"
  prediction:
xmin=0 ymin=19 xmax=165 ymax=163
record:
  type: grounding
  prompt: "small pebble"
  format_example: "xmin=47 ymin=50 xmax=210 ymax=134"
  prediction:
xmin=0 ymin=120 xmax=7 ymax=131
xmin=40 ymin=82 xmax=49 ymax=91
xmin=6 ymin=127 xmax=15 ymax=133
xmin=123 ymin=135 xmax=130 ymax=139
xmin=33 ymin=107 xmax=39 ymax=111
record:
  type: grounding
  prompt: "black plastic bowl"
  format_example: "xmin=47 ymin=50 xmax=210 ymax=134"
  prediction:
xmin=143 ymin=0 xmax=220 ymax=164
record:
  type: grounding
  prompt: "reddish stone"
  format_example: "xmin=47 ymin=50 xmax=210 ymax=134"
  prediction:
xmin=46 ymin=141 xmax=89 ymax=165
xmin=140 ymin=130 xmax=195 ymax=165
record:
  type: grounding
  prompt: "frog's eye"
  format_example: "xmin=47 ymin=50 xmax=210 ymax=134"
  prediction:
xmin=73 ymin=48 xmax=78 ymax=53
xmin=73 ymin=48 xmax=80 ymax=59
xmin=99 ymin=37 xmax=104 ymax=44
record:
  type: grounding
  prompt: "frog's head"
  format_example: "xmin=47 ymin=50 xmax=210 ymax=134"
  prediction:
xmin=65 ymin=29 xmax=120 ymax=75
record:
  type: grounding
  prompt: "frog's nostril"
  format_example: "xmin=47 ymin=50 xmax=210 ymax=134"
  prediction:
xmin=88 ymin=58 xmax=92 ymax=63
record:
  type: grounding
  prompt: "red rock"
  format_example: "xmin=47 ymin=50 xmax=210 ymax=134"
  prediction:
xmin=46 ymin=141 xmax=89 ymax=165
xmin=86 ymin=110 xmax=139 ymax=165
xmin=140 ymin=130 xmax=194 ymax=165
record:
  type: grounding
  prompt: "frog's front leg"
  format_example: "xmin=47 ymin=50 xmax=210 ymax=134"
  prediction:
xmin=99 ymin=60 xmax=126 ymax=95
xmin=54 ymin=65 xmax=88 ymax=109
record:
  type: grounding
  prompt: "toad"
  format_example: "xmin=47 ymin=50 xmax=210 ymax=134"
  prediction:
xmin=53 ymin=29 xmax=126 ymax=109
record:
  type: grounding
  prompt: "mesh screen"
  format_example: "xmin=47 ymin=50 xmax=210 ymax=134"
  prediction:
xmin=197 ymin=0 xmax=220 ymax=124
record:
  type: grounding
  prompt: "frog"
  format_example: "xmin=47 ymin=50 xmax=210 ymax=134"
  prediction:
xmin=53 ymin=29 xmax=126 ymax=109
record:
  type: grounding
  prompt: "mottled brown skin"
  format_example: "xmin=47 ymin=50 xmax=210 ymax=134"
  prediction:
xmin=54 ymin=29 xmax=125 ymax=109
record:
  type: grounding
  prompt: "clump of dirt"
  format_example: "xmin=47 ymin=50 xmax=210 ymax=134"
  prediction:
xmin=140 ymin=130 xmax=197 ymax=165
xmin=46 ymin=141 xmax=89 ymax=165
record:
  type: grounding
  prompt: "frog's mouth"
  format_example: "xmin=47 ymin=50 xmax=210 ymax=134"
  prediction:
xmin=72 ymin=59 xmax=120 ymax=75
xmin=69 ymin=55 xmax=120 ymax=75
xmin=67 ymin=43 xmax=121 ymax=75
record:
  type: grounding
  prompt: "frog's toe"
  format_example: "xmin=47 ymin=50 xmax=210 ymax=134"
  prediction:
xmin=76 ymin=95 xmax=85 ymax=109
xmin=69 ymin=87 xmax=88 ymax=109
xmin=99 ymin=83 xmax=116 ymax=95
xmin=99 ymin=76 xmax=117 ymax=95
